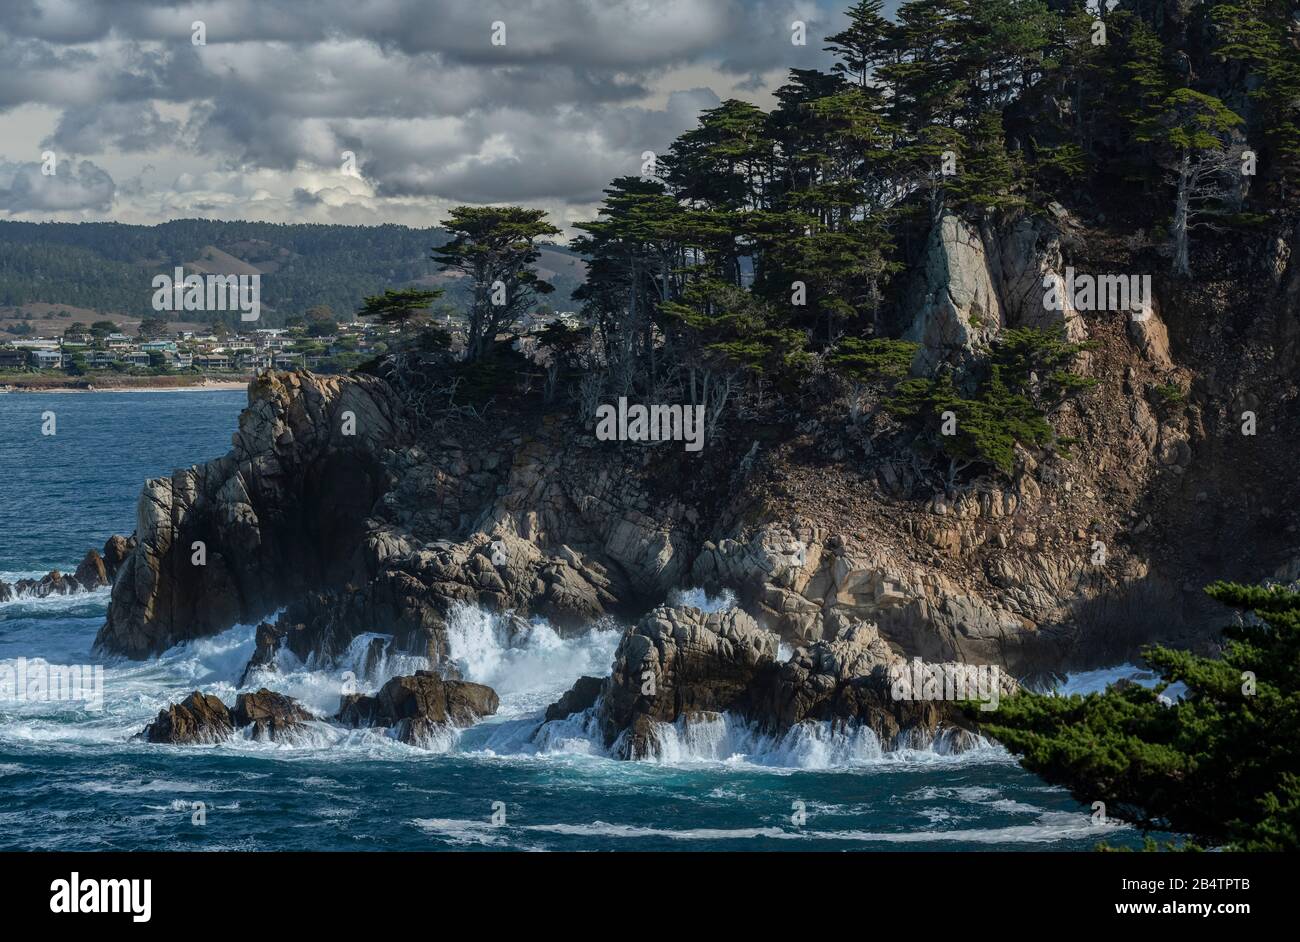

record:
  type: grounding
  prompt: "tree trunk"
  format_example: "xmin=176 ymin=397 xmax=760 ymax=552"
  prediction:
xmin=1172 ymin=153 xmax=1192 ymax=278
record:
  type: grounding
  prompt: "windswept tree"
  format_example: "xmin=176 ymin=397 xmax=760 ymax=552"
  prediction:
xmin=433 ymin=206 xmax=561 ymax=361
xmin=1136 ymin=88 xmax=1245 ymax=277
xmin=357 ymin=287 xmax=443 ymax=333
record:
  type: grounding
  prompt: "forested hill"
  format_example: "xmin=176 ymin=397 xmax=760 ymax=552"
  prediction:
xmin=0 ymin=219 xmax=585 ymax=326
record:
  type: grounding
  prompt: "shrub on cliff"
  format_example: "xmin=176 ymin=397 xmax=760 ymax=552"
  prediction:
xmin=885 ymin=326 xmax=1093 ymax=478
xmin=977 ymin=582 xmax=1300 ymax=851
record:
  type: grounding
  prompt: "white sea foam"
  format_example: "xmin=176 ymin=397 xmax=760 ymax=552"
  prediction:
xmin=410 ymin=811 xmax=1119 ymax=846
xmin=665 ymin=586 xmax=737 ymax=613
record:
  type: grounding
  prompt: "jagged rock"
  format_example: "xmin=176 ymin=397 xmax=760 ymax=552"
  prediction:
xmin=238 ymin=622 xmax=285 ymax=686
xmin=550 ymin=606 xmax=1014 ymax=759
xmin=73 ymin=549 xmax=108 ymax=589
xmin=230 ymin=689 xmax=312 ymax=741
xmin=573 ymin=605 xmax=777 ymax=758
xmin=141 ymin=692 xmax=234 ymax=744
xmin=95 ymin=371 xmax=410 ymax=658
xmin=335 ymin=671 xmax=498 ymax=747
xmin=13 ymin=570 xmax=80 ymax=598
xmin=747 ymin=620 xmax=1017 ymax=748
xmin=544 ymin=675 xmax=604 ymax=722
xmin=139 ymin=688 xmax=312 ymax=744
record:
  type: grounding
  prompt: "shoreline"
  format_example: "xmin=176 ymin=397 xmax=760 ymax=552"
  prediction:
xmin=0 ymin=377 xmax=252 ymax=393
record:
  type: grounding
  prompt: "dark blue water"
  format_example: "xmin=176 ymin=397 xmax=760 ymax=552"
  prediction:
xmin=0 ymin=390 xmax=1147 ymax=851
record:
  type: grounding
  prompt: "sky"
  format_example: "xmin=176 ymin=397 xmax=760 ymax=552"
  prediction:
xmin=0 ymin=0 xmax=884 ymax=236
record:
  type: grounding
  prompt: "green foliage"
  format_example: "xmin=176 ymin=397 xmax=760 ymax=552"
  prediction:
xmin=663 ymin=278 xmax=811 ymax=377
xmin=829 ymin=337 xmax=920 ymax=384
xmin=886 ymin=327 xmax=1092 ymax=476
xmin=434 ymin=205 xmax=561 ymax=361
xmin=357 ymin=287 xmax=442 ymax=331
xmin=977 ymin=582 xmax=1300 ymax=850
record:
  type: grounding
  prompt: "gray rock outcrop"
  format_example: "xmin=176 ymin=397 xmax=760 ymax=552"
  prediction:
xmin=545 ymin=605 xmax=1012 ymax=760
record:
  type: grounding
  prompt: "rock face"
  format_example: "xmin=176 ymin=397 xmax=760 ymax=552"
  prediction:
xmin=547 ymin=605 xmax=1009 ymax=760
xmin=336 ymin=671 xmax=499 ymax=747
xmin=904 ymin=214 xmax=1004 ymax=372
xmin=139 ymin=688 xmax=312 ymax=744
xmin=95 ymin=371 xmax=410 ymax=658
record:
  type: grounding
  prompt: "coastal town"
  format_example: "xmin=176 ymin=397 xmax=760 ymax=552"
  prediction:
xmin=0 ymin=304 xmax=586 ymax=390
xmin=0 ymin=313 xmax=390 ymax=386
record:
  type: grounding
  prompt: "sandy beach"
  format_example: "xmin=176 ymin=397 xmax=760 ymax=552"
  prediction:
xmin=0 ymin=377 xmax=253 ymax=393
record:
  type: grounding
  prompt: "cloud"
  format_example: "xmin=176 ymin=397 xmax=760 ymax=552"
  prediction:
xmin=0 ymin=157 xmax=116 ymax=212
xmin=45 ymin=101 xmax=181 ymax=153
xmin=0 ymin=0 xmax=855 ymax=227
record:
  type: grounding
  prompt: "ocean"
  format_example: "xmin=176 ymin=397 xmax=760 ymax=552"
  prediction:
xmin=0 ymin=389 xmax=1152 ymax=851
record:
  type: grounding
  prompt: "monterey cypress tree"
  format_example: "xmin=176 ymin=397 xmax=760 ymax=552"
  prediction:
xmin=978 ymin=582 xmax=1300 ymax=851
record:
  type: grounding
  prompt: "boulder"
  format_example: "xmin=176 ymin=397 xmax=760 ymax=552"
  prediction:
xmin=336 ymin=671 xmax=498 ymax=747
xmin=73 ymin=549 xmax=109 ymax=589
xmin=139 ymin=688 xmax=313 ymax=744
xmin=544 ymin=675 xmax=604 ymax=722
xmin=230 ymin=688 xmax=313 ymax=742
xmin=141 ymin=692 xmax=234 ymax=744
xmin=101 ymin=535 xmax=134 ymax=579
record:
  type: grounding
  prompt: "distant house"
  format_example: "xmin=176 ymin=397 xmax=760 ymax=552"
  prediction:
xmin=273 ymin=353 xmax=304 ymax=369
xmin=122 ymin=352 xmax=151 ymax=368
xmin=194 ymin=354 xmax=231 ymax=370
xmin=141 ymin=340 xmax=178 ymax=354
xmin=31 ymin=349 xmax=63 ymax=369
xmin=172 ymin=352 xmax=194 ymax=369
xmin=85 ymin=351 xmax=119 ymax=368
xmin=0 ymin=349 xmax=29 ymax=369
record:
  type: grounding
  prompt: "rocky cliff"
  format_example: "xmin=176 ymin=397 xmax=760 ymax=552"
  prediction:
xmin=94 ymin=209 xmax=1300 ymax=690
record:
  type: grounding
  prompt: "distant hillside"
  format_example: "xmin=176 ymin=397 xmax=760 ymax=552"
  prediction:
xmin=0 ymin=219 xmax=585 ymax=328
